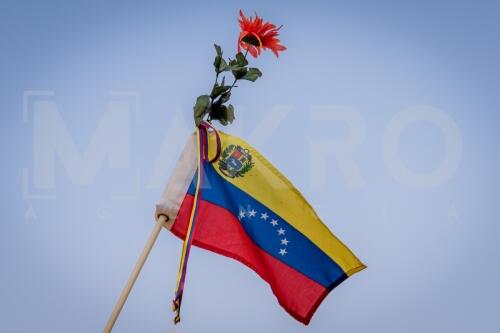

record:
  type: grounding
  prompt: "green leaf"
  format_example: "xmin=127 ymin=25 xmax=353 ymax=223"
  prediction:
xmin=214 ymin=44 xmax=222 ymax=57
xmin=227 ymin=104 xmax=235 ymax=123
xmin=213 ymin=55 xmax=222 ymax=72
xmin=214 ymin=56 xmax=229 ymax=73
xmin=232 ymin=66 xmax=248 ymax=80
xmin=209 ymin=104 xmax=228 ymax=126
xmin=193 ymin=95 xmax=210 ymax=126
xmin=235 ymin=52 xmax=248 ymax=66
xmin=241 ymin=67 xmax=262 ymax=82
xmin=209 ymin=103 xmax=235 ymax=126
xmin=229 ymin=58 xmax=238 ymax=67
xmin=211 ymin=84 xmax=231 ymax=98
xmin=213 ymin=45 xmax=230 ymax=73
xmin=219 ymin=91 xmax=231 ymax=104
xmin=241 ymin=34 xmax=261 ymax=47
xmin=218 ymin=58 xmax=229 ymax=72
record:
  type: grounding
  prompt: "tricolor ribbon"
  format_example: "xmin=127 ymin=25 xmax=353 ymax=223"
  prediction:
xmin=172 ymin=121 xmax=221 ymax=324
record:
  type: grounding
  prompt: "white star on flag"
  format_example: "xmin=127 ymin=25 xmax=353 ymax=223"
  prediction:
xmin=277 ymin=228 xmax=285 ymax=236
xmin=239 ymin=210 xmax=246 ymax=219
xmin=279 ymin=248 xmax=287 ymax=256
xmin=248 ymin=209 xmax=257 ymax=217
xmin=261 ymin=212 xmax=269 ymax=220
xmin=281 ymin=238 xmax=289 ymax=246
xmin=270 ymin=219 xmax=278 ymax=226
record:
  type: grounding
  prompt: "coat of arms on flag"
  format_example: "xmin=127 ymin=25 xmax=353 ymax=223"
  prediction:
xmin=219 ymin=144 xmax=254 ymax=178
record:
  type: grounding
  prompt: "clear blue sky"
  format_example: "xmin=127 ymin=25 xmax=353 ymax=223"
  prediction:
xmin=1 ymin=0 xmax=499 ymax=332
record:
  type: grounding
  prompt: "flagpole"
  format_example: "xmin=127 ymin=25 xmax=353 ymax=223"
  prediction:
xmin=103 ymin=214 xmax=168 ymax=333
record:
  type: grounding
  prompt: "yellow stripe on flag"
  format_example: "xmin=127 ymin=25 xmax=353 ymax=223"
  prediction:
xmin=207 ymin=131 xmax=365 ymax=275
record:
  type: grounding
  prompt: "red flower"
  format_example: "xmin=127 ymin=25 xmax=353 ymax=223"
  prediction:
xmin=238 ymin=10 xmax=287 ymax=58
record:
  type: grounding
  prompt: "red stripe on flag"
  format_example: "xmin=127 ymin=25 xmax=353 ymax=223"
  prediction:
xmin=170 ymin=194 xmax=331 ymax=325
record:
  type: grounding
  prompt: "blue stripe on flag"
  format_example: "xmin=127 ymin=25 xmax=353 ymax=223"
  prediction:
xmin=187 ymin=162 xmax=345 ymax=288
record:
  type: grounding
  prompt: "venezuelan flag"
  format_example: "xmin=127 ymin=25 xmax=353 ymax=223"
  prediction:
xmin=156 ymin=128 xmax=366 ymax=325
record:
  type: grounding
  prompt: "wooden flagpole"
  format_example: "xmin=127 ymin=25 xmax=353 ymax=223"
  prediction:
xmin=103 ymin=214 xmax=168 ymax=333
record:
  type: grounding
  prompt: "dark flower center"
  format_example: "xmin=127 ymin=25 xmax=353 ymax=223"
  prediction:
xmin=241 ymin=33 xmax=262 ymax=47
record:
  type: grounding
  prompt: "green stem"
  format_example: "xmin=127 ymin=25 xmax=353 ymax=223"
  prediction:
xmin=231 ymin=48 xmax=249 ymax=88
xmin=208 ymin=48 xmax=250 ymax=122
xmin=208 ymin=69 xmax=222 ymax=123
xmin=223 ymin=48 xmax=250 ymax=98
